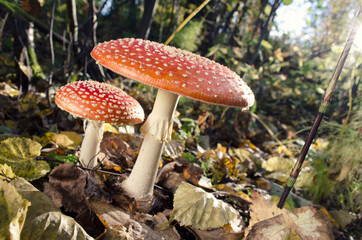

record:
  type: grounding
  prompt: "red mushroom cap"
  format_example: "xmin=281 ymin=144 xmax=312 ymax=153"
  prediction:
xmin=91 ymin=38 xmax=254 ymax=108
xmin=55 ymin=80 xmax=144 ymax=125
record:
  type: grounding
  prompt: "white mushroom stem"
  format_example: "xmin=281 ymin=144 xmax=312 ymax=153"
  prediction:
xmin=79 ymin=121 xmax=104 ymax=168
xmin=122 ymin=89 xmax=180 ymax=203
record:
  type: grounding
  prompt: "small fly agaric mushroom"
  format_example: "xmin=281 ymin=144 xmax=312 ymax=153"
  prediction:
xmin=55 ymin=80 xmax=144 ymax=168
xmin=91 ymin=38 xmax=254 ymax=206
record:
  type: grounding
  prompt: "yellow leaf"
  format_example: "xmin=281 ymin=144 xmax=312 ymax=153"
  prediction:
xmin=277 ymin=145 xmax=293 ymax=157
xmin=32 ymin=132 xmax=54 ymax=147
xmin=0 ymin=180 xmax=31 ymax=239
xmin=245 ymin=139 xmax=257 ymax=150
xmin=0 ymin=82 xmax=19 ymax=98
xmin=104 ymin=123 xmax=118 ymax=133
xmin=0 ymin=163 xmax=16 ymax=179
xmin=311 ymin=139 xmax=329 ymax=151
xmin=262 ymin=156 xmax=294 ymax=173
xmin=0 ymin=137 xmax=49 ymax=180
xmin=52 ymin=131 xmax=82 ymax=149
xmin=216 ymin=143 xmax=227 ymax=154
xmin=213 ymin=184 xmax=251 ymax=202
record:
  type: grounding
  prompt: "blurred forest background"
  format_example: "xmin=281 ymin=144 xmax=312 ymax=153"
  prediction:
xmin=0 ymin=0 xmax=361 ymax=235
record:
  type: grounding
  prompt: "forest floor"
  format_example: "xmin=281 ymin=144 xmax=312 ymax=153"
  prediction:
xmin=0 ymin=80 xmax=361 ymax=240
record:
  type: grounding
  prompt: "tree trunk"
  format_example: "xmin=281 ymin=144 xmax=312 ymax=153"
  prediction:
xmin=66 ymin=0 xmax=80 ymax=56
xmin=138 ymin=0 xmax=158 ymax=39
xmin=248 ymin=0 xmax=280 ymax=65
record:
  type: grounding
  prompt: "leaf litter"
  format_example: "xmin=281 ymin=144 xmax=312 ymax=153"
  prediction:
xmin=0 ymin=82 xmax=349 ymax=240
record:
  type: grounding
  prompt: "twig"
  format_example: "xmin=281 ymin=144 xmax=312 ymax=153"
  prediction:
xmin=250 ymin=112 xmax=284 ymax=147
xmin=35 ymin=156 xmax=123 ymax=176
xmin=277 ymin=6 xmax=362 ymax=209
xmin=47 ymin=0 xmax=56 ymax=107
xmin=164 ymin=0 xmax=211 ymax=45
xmin=0 ymin=170 xmax=11 ymax=182
xmin=0 ymin=12 xmax=9 ymax=48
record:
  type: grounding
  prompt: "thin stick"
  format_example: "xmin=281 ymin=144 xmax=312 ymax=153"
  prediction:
xmin=164 ymin=0 xmax=211 ymax=45
xmin=35 ymin=156 xmax=123 ymax=176
xmin=277 ymin=6 xmax=362 ymax=209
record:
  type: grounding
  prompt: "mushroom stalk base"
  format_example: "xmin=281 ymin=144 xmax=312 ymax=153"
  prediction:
xmin=79 ymin=121 xmax=104 ymax=168
xmin=122 ymin=90 xmax=180 ymax=207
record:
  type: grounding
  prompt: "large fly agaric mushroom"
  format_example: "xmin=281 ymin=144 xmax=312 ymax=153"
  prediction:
xmin=55 ymin=80 xmax=144 ymax=168
xmin=91 ymin=38 xmax=254 ymax=206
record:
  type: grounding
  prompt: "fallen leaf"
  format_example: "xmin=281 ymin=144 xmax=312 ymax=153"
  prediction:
xmin=0 ymin=163 xmax=16 ymax=180
xmin=18 ymin=61 xmax=33 ymax=78
xmin=213 ymin=184 xmax=251 ymax=203
xmin=262 ymin=156 xmax=294 ymax=173
xmin=100 ymin=137 xmax=135 ymax=169
xmin=193 ymin=227 xmax=244 ymax=240
xmin=103 ymin=123 xmax=118 ymax=133
xmin=90 ymin=201 xmax=180 ymax=240
xmin=198 ymin=110 xmax=214 ymax=135
xmin=329 ymin=209 xmax=357 ymax=230
xmin=245 ymin=191 xmax=286 ymax=236
xmin=0 ymin=137 xmax=50 ymax=181
xmin=44 ymin=163 xmax=111 ymax=213
xmin=182 ymin=162 xmax=204 ymax=185
xmin=255 ymin=177 xmax=271 ymax=191
xmin=172 ymin=182 xmax=243 ymax=231
xmin=52 ymin=131 xmax=83 ymax=150
xmin=12 ymin=177 xmax=93 ymax=240
xmin=163 ymin=140 xmax=185 ymax=159
xmin=0 ymin=180 xmax=31 ymax=240
xmin=246 ymin=207 xmax=334 ymax=240
xmin=0 ymin=82 xmax=19 ymax=98
xmin=276 ymin=145 xmax=293 ymax=157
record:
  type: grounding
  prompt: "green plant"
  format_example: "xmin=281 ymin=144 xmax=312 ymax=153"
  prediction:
xmin=306 ymin=110 xmax=361 ymax=212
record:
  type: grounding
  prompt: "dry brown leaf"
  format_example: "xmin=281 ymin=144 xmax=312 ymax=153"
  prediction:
xmin=246 ymin=207 xmax=334 ymax=240
xmin=90 ymin=201 xmax=179 ymax=240
xmin=245 ymin=191 xmax=287 ymax=236
xmin=100 ymin=137 xmax=135 ymax=169
xmin=193 ymin=226 xmax=244 ymax=240
xmin=182 ymin=162 xmax=204 ymax=185
xmin=21 ymin=0 xmax=43 ymax=15
xmin=44 ymin=163 xmax=110 ymax=213
xmin=246 ymin=192 xmax=334 ymax=240
xmin=198 ymin=110 xmax=214 ymax=135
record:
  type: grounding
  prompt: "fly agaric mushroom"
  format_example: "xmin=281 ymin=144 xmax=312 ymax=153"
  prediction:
xmin=91 ymin=38 xmax=254 ymax=206
xmin=55 ymin=80 xmax=144 ymax=168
